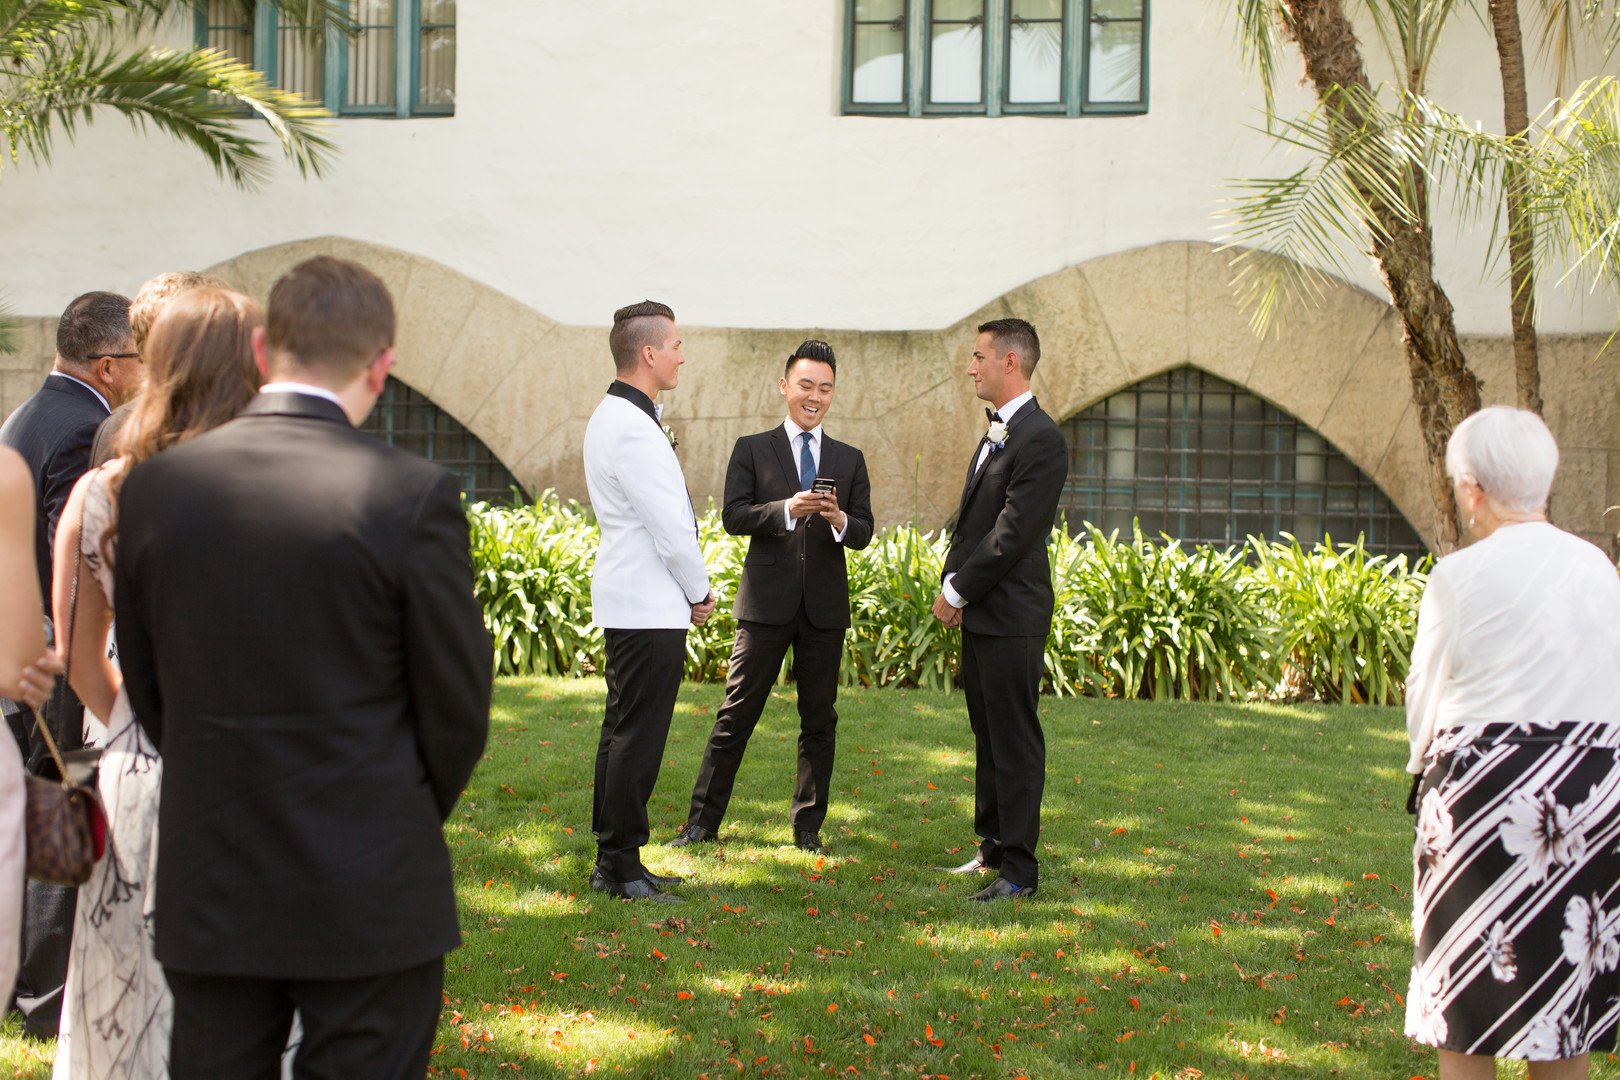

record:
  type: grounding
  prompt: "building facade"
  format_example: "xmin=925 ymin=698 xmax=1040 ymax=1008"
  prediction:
xmin=3 ymin=2 xmax=1616 ymax=554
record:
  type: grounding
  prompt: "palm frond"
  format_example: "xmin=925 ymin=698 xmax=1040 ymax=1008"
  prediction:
xmin=1230 ymin=0 xmax=1286 ymax=121
xmin=1530 ymin=76 xmax=1620 ymax=297
xmin=2 ymin=40 xmax=335 ymax=189
xmin=0 ymin=293 xmax=18 ymax=357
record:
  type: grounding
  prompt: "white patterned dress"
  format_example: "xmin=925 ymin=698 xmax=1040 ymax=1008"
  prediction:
xmin=53 ymin=466 xmax=168 ymax=1080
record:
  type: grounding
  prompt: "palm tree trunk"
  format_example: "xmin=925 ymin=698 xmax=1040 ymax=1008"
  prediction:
xmin=1278 ymin=0 xmax=1483 ymax=550
xmin=1488 ymin=0 xmax=1545 ymax=415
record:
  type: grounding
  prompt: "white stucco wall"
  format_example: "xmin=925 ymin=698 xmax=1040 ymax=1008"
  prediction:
xmin=2 ymin=2 xmax=1616 ymax=334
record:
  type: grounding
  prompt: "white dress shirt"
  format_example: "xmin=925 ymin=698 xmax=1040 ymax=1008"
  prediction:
xmin=944 ymin=391 xmax=1036 ymax=608
xmin=584 ymin=391 xmax=710 ymax=630
xmin=259 ymin=381 xmax=345 ymax=409
xmin=1405 ymin=521 xmax=1620 ymax=773
xmin=782 ymin=418 xmax=846 ymax=543
xmin=49 ymin=371 xmax=110 ymax=413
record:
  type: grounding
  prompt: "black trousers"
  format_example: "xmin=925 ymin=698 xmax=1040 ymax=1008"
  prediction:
xmin=960 ymin=629 xmax=1046 ymax=887
xmin=687 ymin=611 xmax=844 ymax=835
xmin=593 ymin=627 xmax=687 ymax=882
xmin=166 ymin=957 xmax=443 ymax=1080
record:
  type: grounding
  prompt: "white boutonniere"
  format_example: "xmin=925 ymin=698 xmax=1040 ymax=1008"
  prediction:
xmin=663 ymin=424 xmax=679 ymax=450
xmin=986 ymin=419 xmax=1009 ymax=448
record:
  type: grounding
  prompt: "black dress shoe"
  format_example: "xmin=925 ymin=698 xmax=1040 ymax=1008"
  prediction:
xmin=589 ymin=871 xmax=684 ymax=903
xmin=793 ymin=830 xmax=824 ymax=855
xmin=644 ymin=870 xmax=685 ymax=887
xmin=666 ymin=823 xmax=717 ymax=848
xmin=968 ymin=876 xmax=1036 ymax=902
xmin=940 ymin=843 xmax=1002 ymax=874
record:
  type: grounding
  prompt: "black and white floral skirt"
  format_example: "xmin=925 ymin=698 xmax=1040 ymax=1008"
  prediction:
xmin=1408 ymin=720 xmax=1620 ymax=1060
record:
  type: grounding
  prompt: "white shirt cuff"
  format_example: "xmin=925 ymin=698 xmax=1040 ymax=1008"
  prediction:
xmin=784 ymin=503 xmax=798 ymax=531
xmin=831 ymin=517 xmax=846 ymax=543
xmin=941 ymin=574 xmax=966 ymax=608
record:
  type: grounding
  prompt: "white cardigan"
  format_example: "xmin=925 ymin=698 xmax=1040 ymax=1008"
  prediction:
xmin=583 ymin=392 xmax=710 ymax=630
xmin=1406 ymin=521 xmax=1620 ymax=773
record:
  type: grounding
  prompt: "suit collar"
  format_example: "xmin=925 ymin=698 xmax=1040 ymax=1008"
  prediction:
xmin=769 ymin=424 xmax=801 ymax=490
xmin=958 ymin=396 xmax=1044 ymax=510
xmin=45 ymin=371 xmax=111 ymax=414
xmin=994 ymin=390 xmax=1036 ymax=427
xmin=606 ymin=380 xmax=661 ymax=426
xmin=241 ymin=391 xmax=352 ymax=426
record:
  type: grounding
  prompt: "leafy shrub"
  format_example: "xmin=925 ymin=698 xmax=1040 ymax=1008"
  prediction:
xmin=1061 ymin=523 xmax=1271 ymax=700
xmin=466 ymin=495 xmax=1431 ymax=704
xmin=1250 ymin=533 xmax=1429 ymax=705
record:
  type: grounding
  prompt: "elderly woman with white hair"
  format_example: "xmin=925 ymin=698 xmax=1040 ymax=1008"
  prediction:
xmin=1405 ymin=407 xmax=1620 ymax=1080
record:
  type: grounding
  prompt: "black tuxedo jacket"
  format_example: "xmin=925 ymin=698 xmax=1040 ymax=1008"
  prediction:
xmin=943 ymin=399 xmax=1069 ymax=637
xmin=723 ymin=426 xmax=874 ymax=629
xmin=0 ymin=375 xmax=109 ymax=600
xmin=113 ymin=393 xmax=492 ymax=980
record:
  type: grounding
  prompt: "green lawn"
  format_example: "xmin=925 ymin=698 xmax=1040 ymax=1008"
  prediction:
xmin=7 ymin=679 xmax=1620 ymax=1078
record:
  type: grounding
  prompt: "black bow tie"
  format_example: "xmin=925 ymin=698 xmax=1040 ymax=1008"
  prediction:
xmin=985 ymin=408 xmax=1000 ymax=423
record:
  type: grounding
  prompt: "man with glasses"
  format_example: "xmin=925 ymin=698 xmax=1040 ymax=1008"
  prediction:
xmin=0 ymin=289 xmax=140 ymax=1037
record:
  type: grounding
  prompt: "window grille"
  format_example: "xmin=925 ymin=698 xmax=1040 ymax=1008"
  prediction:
xmin=1059 ymin=367 xmax=1427 ymax=556
xmin=360 ymin=377 xmax=526 ymax=505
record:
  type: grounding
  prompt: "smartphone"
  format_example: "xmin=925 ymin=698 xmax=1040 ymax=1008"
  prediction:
xmin=811 ymin=478 xmax=837 ymax=496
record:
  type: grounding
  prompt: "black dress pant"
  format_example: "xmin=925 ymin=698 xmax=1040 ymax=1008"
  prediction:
xmin=166 ymin=956 xmax=443 ymax=1080
xmin=960 ymin=629 xmax=1046 ymax=887
xmin=593 ymin=627 xmax=687 ymax=882
xmin=687 ymin=610 xmax=844 ymax=835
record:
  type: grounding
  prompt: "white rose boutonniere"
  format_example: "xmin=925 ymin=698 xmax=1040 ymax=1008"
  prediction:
xmin=986 ymin=419 xmax=1009 ymax=448
xmin=663 ymin=425 xmax=679 ymax=450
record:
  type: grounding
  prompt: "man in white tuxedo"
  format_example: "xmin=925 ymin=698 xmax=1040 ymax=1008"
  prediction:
xmin=584 ymin=300 xmax=716 ymax=903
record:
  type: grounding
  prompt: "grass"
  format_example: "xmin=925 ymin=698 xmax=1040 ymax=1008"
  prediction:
xmin=6 ymin=678 xmax=1620 ymax=1078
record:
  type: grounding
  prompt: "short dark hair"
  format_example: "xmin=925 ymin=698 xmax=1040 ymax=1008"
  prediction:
xmin=56 ymin=291 xmax=132 ymax=368
xmin=609 ymin=300 xmax=676 ymax=373
xmin=978 ymin=317 xmax=1041 ymax=376
xmin=784 ymin=339 xmax=836 ymax=377
xmin=266 ymin=257 xmax=395 ymax=379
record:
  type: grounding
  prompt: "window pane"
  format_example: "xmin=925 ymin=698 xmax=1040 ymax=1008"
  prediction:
xmin=1008 ymin=0 xmax=1062 ymax=104
xmin=419 ymin=0 xmax=456 ymax=110
xmin=852 ymin=23 xmax=905 ymax=103
xmin=204 ymin=0 xmax=253 ymax=62
xmin=361 ymin=377 xmax=526 ymax=504
xmin=278 ymin=21 xmax=325 ymax=101
xmin=856 ymin=0 xmax=905 ymax=17
xmin=348 ymin=0 xmax=396 ymax=108
xmin=1093 ymin=0 xmax=1143 ymax=14
xmin=1087 ymin=6 xmax=1143 ymax=104
xmin=930 ymin=0 xmax=983 ymax=104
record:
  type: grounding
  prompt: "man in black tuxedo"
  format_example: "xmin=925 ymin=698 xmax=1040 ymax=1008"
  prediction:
xmin=670 ymin=341 xmax=874 ymax=855
xmin=932 ymin=318 xmax=1067 ymax=902
xmin=0 ymin=290 xmax=139 ymax=1036
xmin=114 ymin=257 xmax=492 ymax=1078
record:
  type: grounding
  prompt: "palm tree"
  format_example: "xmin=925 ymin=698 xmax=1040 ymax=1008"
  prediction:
xmin=2 ymin=0 xmax=348 ymax=190
xmin=1224 ymin=0 xmax=1620 ymax=548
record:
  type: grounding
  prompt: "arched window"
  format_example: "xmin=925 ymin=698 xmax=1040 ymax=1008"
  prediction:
xmin=1060 ymin=367 xmax=1426 ymax=556
xmin=360 ymin=376 xmax=527 ymax=504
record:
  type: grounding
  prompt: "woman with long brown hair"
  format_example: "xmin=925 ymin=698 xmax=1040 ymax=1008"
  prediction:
xmin=49 ymin=287 xmax=262 ymax=1080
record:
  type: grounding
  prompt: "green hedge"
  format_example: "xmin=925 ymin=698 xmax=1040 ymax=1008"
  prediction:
xmin=467 ymin=494 xmax=1429 ymax=705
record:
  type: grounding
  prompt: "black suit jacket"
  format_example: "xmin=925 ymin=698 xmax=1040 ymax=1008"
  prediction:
xmin=943 ymin=399 xmax=1069 ymax=637
xmin=0 ymin=375 xmax=110 ymax=600
xmin=113 ymin=393 xmax=492 ymax=980
xmin=724 ymin=426 xmax=874 ymax=629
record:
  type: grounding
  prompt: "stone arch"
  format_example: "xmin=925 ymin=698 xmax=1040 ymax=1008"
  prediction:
xmin=198 ymin=237 xmax=1440 ymax=543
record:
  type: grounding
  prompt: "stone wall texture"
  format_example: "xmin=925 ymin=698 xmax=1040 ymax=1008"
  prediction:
xmin=6 ymin=237 xmax=1616 ymax=555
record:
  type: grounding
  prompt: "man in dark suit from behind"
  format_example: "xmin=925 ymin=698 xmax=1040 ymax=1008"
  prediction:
xmin=670 ymin=341 xmax=874 ymax=855
xmin=0 ymin=290 xmax=140 ymax=1036
xmin=932 ymin=318 xmax=1067 ymax=902
xmin=113 ymin=256 xmax=492 ymax=1078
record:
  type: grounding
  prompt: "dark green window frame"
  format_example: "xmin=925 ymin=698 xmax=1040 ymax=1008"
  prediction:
xmin=842 ymin=0 xmax=1149 ymax=118
xmin=195 ymin=1 xmax=455 ymax=118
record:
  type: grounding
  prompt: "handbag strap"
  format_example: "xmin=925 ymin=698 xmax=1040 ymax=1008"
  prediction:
xmin=36 ymin=485 xmax=87 ymax=781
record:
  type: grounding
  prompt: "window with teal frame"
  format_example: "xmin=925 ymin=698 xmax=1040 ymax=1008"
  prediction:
xmin=1059 ymin=368 xmax=1427 ymax=556
xmin=196 ymin=0 xmax=455 ymax=117
xmin=360 ymin=377 xmax=526 ymax=504
xmin=843 ymin=0 xmax=1147 ymax=116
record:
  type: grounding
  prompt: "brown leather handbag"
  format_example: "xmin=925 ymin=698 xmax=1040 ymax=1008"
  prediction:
xmin=23 ymin=493 xmax=107 ymax=886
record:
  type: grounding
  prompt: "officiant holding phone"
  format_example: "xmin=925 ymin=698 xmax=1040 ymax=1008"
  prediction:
xmin=669 ymin=341 xmax=873 ymax=856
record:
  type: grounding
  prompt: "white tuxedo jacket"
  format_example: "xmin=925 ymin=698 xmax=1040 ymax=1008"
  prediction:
xmin=584 ymin=390 xmax=710 ymax=629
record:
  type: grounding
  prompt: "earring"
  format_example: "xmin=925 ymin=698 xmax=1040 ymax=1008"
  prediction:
xmin=1467 ymin=514 xmax=1477 ymax=532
